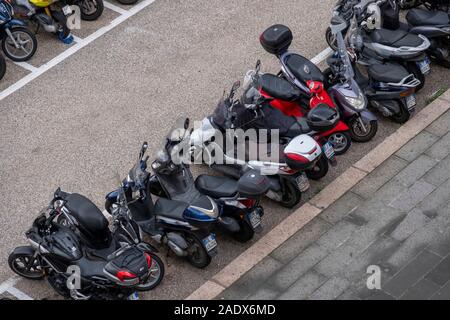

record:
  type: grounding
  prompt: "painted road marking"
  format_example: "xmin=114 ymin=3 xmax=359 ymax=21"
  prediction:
xmin=104 ymin=1 xmax=130 ymax=15
xmin=6 ymin=286 xmax=34 ymax=300
xmin=13 ymin=62 xmax=38 ymax=73
xmin=0 ymin=0 xmax=157 ymax=102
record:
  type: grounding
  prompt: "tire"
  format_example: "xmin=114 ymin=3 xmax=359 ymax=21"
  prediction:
xmin=77 ymin=0 xmax=104 ymax=21
xmin=390 ymin=100 xmax=411 ymax=123
xmin=185 ymin=234 xmax=211 ymax=269
xmin=306 ymin=154 xmax=329 ymax=181
xmin=135 ymin=253 xmax=165 ymax=291
xmin=279 ymin=179 xmax=301 ymax=208
xmin=406 ymin=61 xmax=425 ymax=92
xmin=349 ymin=118 xmax=378 ymax=143
xmin=1 ymin=26 xmax=37 ymax=62
xmin=105 ymin=199 xmax=114 ymax=214
xmin=117 ymin=0 xmax=139 ymax=4
xmin=8 ymin=248 xmax=44 ymax=280
xmin=325 ymin=27 xmax=338 ymax=51
xmin=327 ymin=131 xmax=352 ymax=155
xmin=231 ymin=219 xmax=254 ymax=243
xmin=0 ymin=54 xmax=5 ymax=81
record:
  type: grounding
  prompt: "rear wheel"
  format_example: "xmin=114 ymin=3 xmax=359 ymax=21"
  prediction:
xmin=8 ymin=248 xmax=44 ymax=280
xmin=390 ymin=100 xmax=410 ymax=123
xmin=279 ymin=179 xmax=301 ymax=208
xmin=231 ymin=219 xmax=254 ymax=243
xmin=327 ymin=131 xmax=351 ymax=155
xmin=116 ymin=0 xmax=139 ymax=4
xmin=349 ymin=118 xmax=378 ymax=142
xmin=406 ymin=61 xmax=425 ymax=92
xmin=135 ymin=253 xmax=165 ymax=291
xmin=306 ymin=154 xmax=329 ymax=180
xmin=185 ymin=234 xmax=211 ymax=269
xmin=77 ymin=0 xmax=104 ymax=21
xmin=2 ymin=26 xmax=37 ymax=62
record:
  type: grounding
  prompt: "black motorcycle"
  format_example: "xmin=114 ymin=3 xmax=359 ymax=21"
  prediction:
xmin=8 ymin=190 xmax=164 ymax=300
xmin=105 ymin=142 xmax=220 ymax=269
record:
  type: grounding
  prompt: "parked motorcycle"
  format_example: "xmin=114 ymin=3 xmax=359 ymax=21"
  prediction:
xmin=0 ymin=0 xmax=37 ymax=61
xmin=325 ymin=14 xmax=420 ymax=123
xmin=13 ymin=0 xmax=76 ymax=44
xmin=144 ymin=118 xmax=270 ymax=243
xmin=326 ymin=0 xmax=431 ymax=92
xmin=8 ymin=190 xmax=164 ymax=300
xmin=0 ymin=52 xmax=5 ymax=79
xmin=259 ymin=25 xmax=377 ymax=144
xmin=190 ymin=81 xmax=335 ymax=208
xmin=105 ymin=142 xmax=219 ymax=269
xmin=398 ymin=0 xmax=449 ymax=10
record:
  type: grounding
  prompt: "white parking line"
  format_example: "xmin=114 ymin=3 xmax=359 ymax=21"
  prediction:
xmin=13 ymin=62 xmax=38 ymax=73
xmin=104 ymin=1 xmax=130 ymax=15
xmin=0 ymin=276 xmax=19 ymax=294
xmin=0 ymin=0 xmax=157 ymax=102
xmin=311 ymin=47 xmax=333 ymax=65
xmin=6 ymin=286 xmax=34 ymax=300
xmin=72 ymin=35 xmax=84 ymax=44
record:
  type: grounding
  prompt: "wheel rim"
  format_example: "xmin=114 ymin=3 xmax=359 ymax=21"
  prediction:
xmin=328 ymin=133 xmax=348 ymax=153
xmin=143 ymin=258 xmax=162 ymax=287
xmin=351 ymin=119 xmax=372 ymax=138
xmin=81 ymin=0 xmax=98 ymax=15
xmin=11 ymin=255 xmax=43 ymax=277
xmin=5 ymin=31 xmax=33 ymax=59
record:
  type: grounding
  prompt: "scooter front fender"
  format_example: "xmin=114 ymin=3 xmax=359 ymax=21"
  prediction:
xmin=359 ymin=109 xmax=378 ymax=123
xmin=105 ymin=189 xmax=120 ymax=203
xmin=319 ymin=121 xmax=350 ymax=138
xmin=4 ymin=19 xmax=27 ymax=28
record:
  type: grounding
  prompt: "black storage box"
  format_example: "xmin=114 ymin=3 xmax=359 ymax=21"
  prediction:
xmin=260 ymin=24 xmax=293 ymax=55
xmin=237 ymin=170 xmax=270 ymax=198
xmin=306 ymin=104 xmax=339 ymax=132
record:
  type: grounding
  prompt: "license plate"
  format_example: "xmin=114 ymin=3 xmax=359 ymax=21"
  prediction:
xmin=323 ymin=142 xmax=335 ymax=160
xmin=417 ymin=58 xmax=431 ymax=75
xmin=405 ymin=94 xmax=417 ymax=110
xmin=62 ymin=5 xmax=72 ymax=16
xmin=247 ymin=211 xmax=261 ymax=229
xmin=296 ymin=173 xmax=310 ymax=192
xmin=202 ymin=234 xmax=217 ymax=252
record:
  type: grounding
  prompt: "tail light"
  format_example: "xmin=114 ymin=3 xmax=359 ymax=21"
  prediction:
xmin=144 ymin=253 xmax=152 ymax=267
xmin=400 ymin=88 xmax=415 ymax=97
xmin=239 ymin=199 xmax=256 ymax=208
xmin=116 ymin=271 xmax=137 ymax=282
xmin=285 ymin=153 xmax=310 ymax=163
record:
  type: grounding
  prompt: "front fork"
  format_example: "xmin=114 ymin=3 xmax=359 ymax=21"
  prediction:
xmin=5 ymin=28 xmax=20 ymax=49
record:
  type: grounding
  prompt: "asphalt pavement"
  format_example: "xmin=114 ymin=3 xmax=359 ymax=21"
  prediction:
xmin=0 ymin=0 xmax=449 ymax=300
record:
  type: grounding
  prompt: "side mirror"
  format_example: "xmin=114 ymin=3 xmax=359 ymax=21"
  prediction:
xmin=140 ymin=142 xmax=148 ymax=158
xmin=255 ymin=60 xmax=261 ymax=73
xmin=232 ymin=80 xmax=241 ymax=92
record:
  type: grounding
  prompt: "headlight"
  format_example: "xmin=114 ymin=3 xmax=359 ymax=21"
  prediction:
xmin=344 ymin=92 xmax=366 ymax=110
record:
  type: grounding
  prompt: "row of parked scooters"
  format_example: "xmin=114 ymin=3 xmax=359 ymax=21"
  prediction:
xmin=0 ymin=0 xmax=141 ymax=80
xmin=6 ymin=0 xmax=450 ymax=300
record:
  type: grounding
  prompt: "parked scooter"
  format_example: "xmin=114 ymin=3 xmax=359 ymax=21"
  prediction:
xmin=190 ymin=81 xmax=335 ymax=208
xmin=8 ymin=189 xmax=164 ymax=300
xmin=259 ymin=25 xmax=377 ymax=143
xmin=105 ymin=142 xmax=219 ymax=269
xmin=398 ymin=0 xmax=449 ymax=10
xmin=145 ymin=118 xmax=270 ymax=243
xmin=0 ymin=0 xmax=37 ymax=61
xmin=13 ymin=0 xmax=76 ymax=44
xmin=325 ymin=14 xmax=420 ymax=123
xmin=326 ymin=0 xmax=431 ymax=92
xmin=68 ymin=0 xmax=103 ymax=21
xmin=0 ymin=53 xmax=5 ymax=80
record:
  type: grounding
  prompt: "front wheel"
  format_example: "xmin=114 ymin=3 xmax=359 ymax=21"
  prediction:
xmin=325 ymin=27 xmax=338 ymax=51
xmin=185 ymin=234 xmax=211 ymax=269
xmin=327 ymin=131 xmax=352 ymax=155
xmin=349 ymin=118 xmax=378 ymax=143
xmin=231 ymin=219 xmax=255 ymax=243
xmin=77 ymin=0 xmax=104 ymax=21
xmin=0 ymin=54 xmax=5 ymax=80
xmin=306 ymin=154 xmax=329 ymax=180
xmin=279 ymin=179 xmax=301 ymax=208
xmin=2 ymin=27 xmax=37 ymax=62
xmin=135 ymin=253 xmax=165 ymax=291
xmin=8 ymin=248 xmax=44 ymax=280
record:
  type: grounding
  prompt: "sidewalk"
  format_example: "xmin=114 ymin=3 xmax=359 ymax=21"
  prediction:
xmin=217 ymin=99 xmax=450 ymax=300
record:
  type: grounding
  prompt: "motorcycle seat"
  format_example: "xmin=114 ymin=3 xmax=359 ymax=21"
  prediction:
xmin=154 ymin=198 xmax=188 ymax=220
xmin=64 ymin=193 xmax=109 ymax=236
xmin=284 ymin=53 xmax=324 ymax=84
xmin=195 ymin=175 xmax=238 ymax=199
xmin=259 ymin=73 xmax=302 ymax=102
xmin=406 ymin=8 xmax=449 ymax=26
xmin=370 ymin=28 xmax=424 ymax=48
xmin=368 ymin=62 xmax=411 ymax=83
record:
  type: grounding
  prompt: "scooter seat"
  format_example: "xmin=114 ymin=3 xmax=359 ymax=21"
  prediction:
xmin=284 ymin=53 xmax=324 ymax=84
xmin=406 ymin=8 xmax=449 ymax=27
xmin=285 ymin=117 xmax=311 ymax=138
xmin=154 ymin=198 xmax=188 ymax=220
xmin=370 ymin=28 xmax=424 ymax=48
xmin=259 ymin=73 xmax=303 ymax=102
xmin=368 ymin=62 xmax=411 ymax=84
xmin=195 ymin=175 xmax=238 ymax=198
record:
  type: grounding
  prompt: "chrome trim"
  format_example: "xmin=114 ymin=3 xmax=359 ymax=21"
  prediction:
xmin=386 ymin=74 xmax=421 ymax=88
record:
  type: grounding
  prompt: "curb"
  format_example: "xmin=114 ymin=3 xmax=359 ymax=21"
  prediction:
xmin=186 ymin=90 xmax=450 ymax=300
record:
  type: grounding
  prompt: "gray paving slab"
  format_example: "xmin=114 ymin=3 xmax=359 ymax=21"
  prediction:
xmin=400 ymin=278 xmax=441 ymax=300
xmin=423 ymin=154 xmax=450 ymax=187
xmin=425 ymin=255 xmax=450 ymax=286
xmin=430 ymin=281 xmax=450 ymax=300
xmin=316 ymin=220 xmax=359 ymax=252
xmin=418 ymin=178 xmax=450 ymax=218
xmin=318 ymin=192 xmax=365 ymax=224
xmin=425 ymin=131 xmax=450 ymax=161
xmin=308 ymin=277 xmax=350 ymax=300
xmin=389 ymin=208 xmax=431 ymax=241
xmin=392 ymin=155 xmax=438 ymax=187
xmin=277 ymin=270 xmax=328 ymax=300
xmin=396 ymin=131 xmax=440 ymax=162
xmin=426 ymin=110 xmax=450 ymax=137
xmin=388 ymin=179 xmax=436 ymax=212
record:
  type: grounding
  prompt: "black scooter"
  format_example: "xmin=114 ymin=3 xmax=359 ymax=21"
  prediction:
xmin=147 ymin=118 xmax=270 ymax=243
xmin=8 ymin=190 xmax=163 ymax=300
xmin=105 ymin=142 xmax=220 ymax=269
